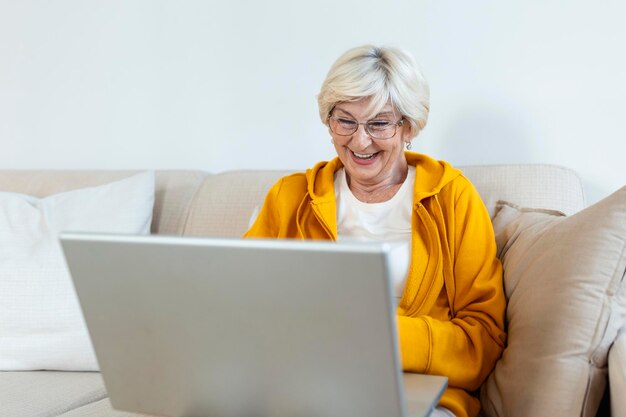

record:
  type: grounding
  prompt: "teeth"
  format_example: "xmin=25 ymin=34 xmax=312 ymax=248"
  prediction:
xmin=353 ymin=151 xmax=376 ymax=159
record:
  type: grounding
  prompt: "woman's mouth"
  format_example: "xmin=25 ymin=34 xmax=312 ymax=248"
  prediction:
xmin=350 ymin=150 xmax=380 ymax=165
xmin=353 ymin=151 xmax=376 ymax=160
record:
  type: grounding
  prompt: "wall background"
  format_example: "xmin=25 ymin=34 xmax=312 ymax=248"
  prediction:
xmin=1 ymin=1 xmax=624 ymax=204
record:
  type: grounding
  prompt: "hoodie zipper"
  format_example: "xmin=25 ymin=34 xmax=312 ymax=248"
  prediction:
xmin=402 ymin=201 xmax=445 ymax=317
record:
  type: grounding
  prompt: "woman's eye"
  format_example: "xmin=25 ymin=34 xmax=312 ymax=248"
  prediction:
xmin=369 ymin=121 xmax=392 ymax=129
xmin=338 ymin=119 xmax=357 ymax=126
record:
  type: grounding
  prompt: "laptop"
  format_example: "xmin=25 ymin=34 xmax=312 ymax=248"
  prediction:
xmin=60 ymin=233 xmax=447 ymax=417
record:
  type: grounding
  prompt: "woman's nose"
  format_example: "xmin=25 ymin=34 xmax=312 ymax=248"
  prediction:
xmin=351 ymin=124 xmax=373 ymax=150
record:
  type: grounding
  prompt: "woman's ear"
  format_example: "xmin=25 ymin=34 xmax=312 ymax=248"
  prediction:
xmin=401 ymin=122 xmax=414 ymax=142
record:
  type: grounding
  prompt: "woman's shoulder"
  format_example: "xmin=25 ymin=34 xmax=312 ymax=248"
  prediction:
xmin=268 ymin=158 xmax=339 ymax=198
xmin=274 ymin=158 xmax=341 ymax=201
xmin=407 ymin=153 xmax=465 ymax=198
xmin=267 ymin=172 xmax=308 ymax=200
xmin=405 ymin=152 xmax=482 ymax=208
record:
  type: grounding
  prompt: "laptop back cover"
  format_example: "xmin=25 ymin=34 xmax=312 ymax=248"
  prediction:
xmin=61 ymin=234 xmax=408 ymax=417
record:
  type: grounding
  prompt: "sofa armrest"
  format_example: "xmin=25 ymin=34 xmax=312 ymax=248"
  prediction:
xmin=610 ymin=329 xmax=626 ymax=417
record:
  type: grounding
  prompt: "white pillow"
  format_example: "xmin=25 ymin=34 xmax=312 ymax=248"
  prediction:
xmin=0 ymin=171 xmax=155 ymax=371
xmin=480 ymin=187 xmax=626 ymax=417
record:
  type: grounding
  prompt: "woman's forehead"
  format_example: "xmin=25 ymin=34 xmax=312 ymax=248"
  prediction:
xmin=334 ymin=99 xmax=396 ymax=118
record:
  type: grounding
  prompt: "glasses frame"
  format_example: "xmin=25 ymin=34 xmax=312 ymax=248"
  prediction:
xmin=327 ymin=110 xmax=405 ymax=140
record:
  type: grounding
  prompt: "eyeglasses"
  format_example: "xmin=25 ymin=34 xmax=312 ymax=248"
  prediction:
xmin=328 ymin=112 xmax=404 ymax=140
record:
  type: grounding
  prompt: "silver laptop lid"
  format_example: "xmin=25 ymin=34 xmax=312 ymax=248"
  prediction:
xmin=60 ymin=233 xmax=440 ymax=417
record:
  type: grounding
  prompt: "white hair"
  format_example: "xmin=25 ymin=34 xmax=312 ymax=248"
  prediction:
xmin=317 ymin=45 xmax=430 ymax=138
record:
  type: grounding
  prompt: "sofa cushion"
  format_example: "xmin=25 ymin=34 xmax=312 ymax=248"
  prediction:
xmin=481 ymin=186 xmax=626 ymax=417
xmin=610 ymin=329 xmax=626 ymax=417
xmin=0 ymin=371 xmax=107 ymax=417
xmin=57 ymin=397 xmax=157 ymax=417
xmin=0 ymin=172 xmax=155 ymax=371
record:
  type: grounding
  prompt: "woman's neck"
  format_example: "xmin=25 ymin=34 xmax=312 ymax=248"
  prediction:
xmin=346 ymin=166 xmax=409 ymax=204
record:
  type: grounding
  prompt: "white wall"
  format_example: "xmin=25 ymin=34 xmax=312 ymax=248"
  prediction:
xmin=1 ymin=1 xmax=624 ymax=204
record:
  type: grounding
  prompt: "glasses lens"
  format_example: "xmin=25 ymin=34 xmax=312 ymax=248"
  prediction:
xmin=366 ymin=121 xmax=396 ymax=139
xmin=330 ymin=117 xmax=358 ymax=136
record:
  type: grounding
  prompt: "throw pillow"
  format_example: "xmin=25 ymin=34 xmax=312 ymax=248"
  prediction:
xmin=609 ymin=329 xmax=626 ymax=416
xmin=0 ymin=171 xmax=155 ymax=371
xmin=481 ymin=187 xmax=626 ymax=417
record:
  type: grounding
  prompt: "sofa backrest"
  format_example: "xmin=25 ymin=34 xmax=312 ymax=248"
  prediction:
xmin=182 ymin=164 xmax=586 ymax=237
xmin=460 ymin=164 xmax=586 ymax=217
xmin=182 ymin=170 xmax=290 ymax=237
xmin=0 ymin=164 xmax=585 ymax=238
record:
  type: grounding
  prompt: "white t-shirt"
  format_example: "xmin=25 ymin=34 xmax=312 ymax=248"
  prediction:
xmin=335 ymin=166 xmax=415 ymax=305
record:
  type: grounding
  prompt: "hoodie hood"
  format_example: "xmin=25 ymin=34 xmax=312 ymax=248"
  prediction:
xmin=305 ymin=151 xmax=463 ymax=205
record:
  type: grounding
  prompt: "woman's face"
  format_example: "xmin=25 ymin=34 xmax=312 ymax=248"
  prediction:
xmin=329 ymin=97 xmax=410 ymax=188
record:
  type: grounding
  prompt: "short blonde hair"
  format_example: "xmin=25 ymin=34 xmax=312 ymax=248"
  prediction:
xmin=317 ymin=45 xmax=430 ymax=138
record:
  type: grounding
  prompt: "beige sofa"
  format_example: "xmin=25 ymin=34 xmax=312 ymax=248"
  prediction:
xmin=0 ymin=165 xmax=623 ymax=417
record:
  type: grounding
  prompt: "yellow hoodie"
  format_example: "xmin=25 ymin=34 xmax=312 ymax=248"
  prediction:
xmin=245 ymin=152 xmax=506 ymax=417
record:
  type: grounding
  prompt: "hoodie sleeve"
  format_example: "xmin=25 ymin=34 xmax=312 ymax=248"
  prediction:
xmin=244 ymin=174 xmax=312 ymax=239
xmin=397 ymin=176 xmax=506 ymax=392
xmin=244 ymin=179 xmax=284 ymax=238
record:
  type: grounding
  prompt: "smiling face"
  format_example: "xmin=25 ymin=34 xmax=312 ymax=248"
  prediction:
xmin=329 ymin=97 xmax=411 ymax=190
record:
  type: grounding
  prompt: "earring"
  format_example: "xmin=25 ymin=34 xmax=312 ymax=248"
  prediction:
xmin=331 ymin=138 xmax=335 ymax=145
xmin=406 ymin=141 xmax=412 ymax=150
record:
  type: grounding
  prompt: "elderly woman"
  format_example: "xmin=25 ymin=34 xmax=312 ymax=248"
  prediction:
xmin=245 ymin=45 xmax=506 ymax=417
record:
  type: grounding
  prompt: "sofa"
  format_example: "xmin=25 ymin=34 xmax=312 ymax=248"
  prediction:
xmin=0 ymin=164 xmax=624 ymax=417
